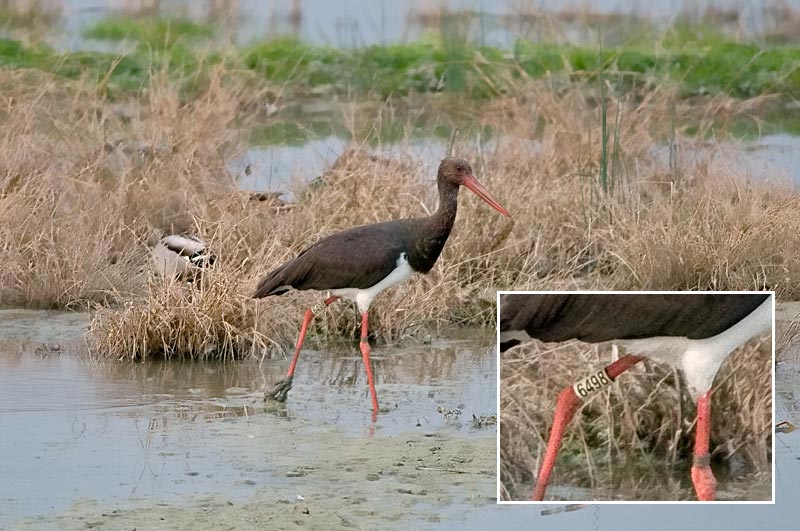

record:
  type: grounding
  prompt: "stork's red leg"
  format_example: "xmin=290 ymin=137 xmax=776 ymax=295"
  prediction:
xmin=691 ymin=390 xmax=716 ymax=501
xmin=533 ymin=354 xmax=645 ymax=501
xmin=532 ymin=386 xmax=582 ymax=501
xmin=264 ymin=295 xmax=339 ymax=402
xmin=359 ymin=311 xmax=380 ymax=414
xmin=287 ymin=295 xmax=340 ymax=377
xmin=285 ymin=308 xmax=314 ymax=379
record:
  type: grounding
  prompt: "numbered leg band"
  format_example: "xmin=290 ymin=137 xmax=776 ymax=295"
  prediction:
xmin=571 ymin=369 xmax=613 ymax=400
xmin=311 ymin=295 xmax=340 ymax=315
xmin=571 ymin=355 xmax=645 ymax=401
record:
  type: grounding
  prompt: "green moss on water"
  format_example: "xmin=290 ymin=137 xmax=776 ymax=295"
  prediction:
xmin=2 ymin=24 xmax=800 ymax=102
xmin=240 ymin=37 xmax=511 ymax=98
xmin=83 ymin=17 xmax=215 ymax=48
xmin=243 ymin=38 xmax=343 ymax=86
xmin=0 ymin=38 xmax=48 ymax=68
xmin=0 ymin=36 xmax=214 ymax=96
xmin=0 ymin=38 xmax=142 ymax=90
xmin=512 ymin=37 xmax=800 ymax=98
xmin=248 ymin=121 xmax=345 ymax=146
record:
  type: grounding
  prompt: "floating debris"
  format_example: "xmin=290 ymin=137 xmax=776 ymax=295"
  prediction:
xmin=541 ymin=504 xmax=589 ymax=516
xmin=470 ymin=413 xmax=497 ymax=429
xmin=436 ymin=405 xmax=462 ymax=422
xmin=776 ymin=421 xmax=797 ymax=433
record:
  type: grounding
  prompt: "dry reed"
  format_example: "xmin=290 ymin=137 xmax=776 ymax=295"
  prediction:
xmin=777 ymin=317 xmax=800 ymax=364
xmin=0 ymin=63 xmax=796 ymax=360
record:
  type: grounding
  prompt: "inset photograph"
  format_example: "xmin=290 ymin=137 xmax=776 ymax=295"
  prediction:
xmin=498 ymin=292 xmax=774 ymax=503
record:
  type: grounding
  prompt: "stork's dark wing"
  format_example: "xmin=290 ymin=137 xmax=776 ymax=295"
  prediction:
xmin=500 ymin=293 xmax=769 ymax=348
xmin=254 ymin=219 xmax=419 ymax=298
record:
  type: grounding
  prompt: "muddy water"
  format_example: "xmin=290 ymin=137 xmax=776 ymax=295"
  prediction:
xmin=1 ymin=310 xmax=796 ymax=529
xmin=3 ymin=310 xmax=795 ymax=530
xmin=0 ymin=310 xmax=497 ymax=529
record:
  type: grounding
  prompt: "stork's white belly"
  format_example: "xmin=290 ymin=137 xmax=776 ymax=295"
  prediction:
xmin=618 ymin=297 xmax=772 ymax=396
xmin=331 ymin=252 xmax=415 ymax=313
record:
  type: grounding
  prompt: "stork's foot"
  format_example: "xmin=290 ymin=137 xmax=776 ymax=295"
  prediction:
xmin=691 ymin=460 xmax=717 ymax=501
xmin=264 ymin=377 xmax=293 ymax=402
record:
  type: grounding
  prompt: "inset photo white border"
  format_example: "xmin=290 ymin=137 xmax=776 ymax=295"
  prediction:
xmin=496 ymin=290 xmax=776 ymax=505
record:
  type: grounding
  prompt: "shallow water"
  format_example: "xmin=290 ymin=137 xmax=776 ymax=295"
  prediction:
xmin=649 ymin=133 xmax=800 ymax=189
xmin=232 ymin=136 xmax=448 ymax=198
xmin=740 ymin=133 xmax=800 ymax=187
xmin=0 ymin=310 xmax=496 ymax=526
xmin=232 ymin=133 xmax=800 ymax=202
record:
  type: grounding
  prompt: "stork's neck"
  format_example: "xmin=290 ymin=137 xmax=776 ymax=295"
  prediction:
xmin=404 ymin=178 xmax=460 ymax=274
xmin=428 ymin=179 xmax=459 ymax=235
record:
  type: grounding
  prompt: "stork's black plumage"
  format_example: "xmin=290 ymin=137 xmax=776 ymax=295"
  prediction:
xmin=254 ymin=216 xmax=448 ymax=297
xmin=500 ymin=293 xmax=769 ymax=351
xmin=254 ymin=158 xmax=508 ymax=301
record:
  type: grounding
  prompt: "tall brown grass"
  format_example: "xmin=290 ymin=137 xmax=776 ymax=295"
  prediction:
xmin=777 ymin=317 xmax=800 ymax=364
xmin=0 ymin=64 xmax=796 ymax=359
xmin=500 ymin=335 xmax=772 ymax=501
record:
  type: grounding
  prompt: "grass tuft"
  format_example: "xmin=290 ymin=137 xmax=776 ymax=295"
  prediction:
xmin=87 ymin=273 xmax=270 ymax=361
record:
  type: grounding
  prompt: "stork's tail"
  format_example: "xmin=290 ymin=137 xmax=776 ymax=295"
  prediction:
xmin=253 ymin=264 xmax=292 ymax=298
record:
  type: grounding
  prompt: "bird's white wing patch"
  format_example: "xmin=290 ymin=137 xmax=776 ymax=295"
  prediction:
xmin=619 ymin=297 xmax=772 ymax=397
xmin=499 ymin=330 xmax=532 ymax=344
xmin=332 ymin=252 xmax=415 ymax=313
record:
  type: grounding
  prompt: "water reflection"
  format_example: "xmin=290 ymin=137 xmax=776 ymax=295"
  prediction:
xmin=232 ymin=137 xmax=447 ymax=198
xmin=233 ymin=133 xmax=800 ymax=201
xmin=0 ymin=333 xmax=494 ymax=420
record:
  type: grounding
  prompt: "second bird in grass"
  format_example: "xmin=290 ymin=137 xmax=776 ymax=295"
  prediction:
xmin=152 ymin=235 xmax=215 ymax=281
xmin=253 ymin=157 xmax=511 ymax=413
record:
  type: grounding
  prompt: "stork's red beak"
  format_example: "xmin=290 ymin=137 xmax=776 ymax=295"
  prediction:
xmin=462 ymin=174 xmax=511 ymax=217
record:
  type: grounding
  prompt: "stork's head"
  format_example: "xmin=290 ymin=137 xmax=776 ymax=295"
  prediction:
xmin=438 ymin=157 xmax=510 ymax=217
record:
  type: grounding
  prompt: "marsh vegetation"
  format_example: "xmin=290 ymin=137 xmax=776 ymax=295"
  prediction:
xmin=0 ymin=9 xmax=795 ymax=341
xmin=0 ymin=2 xmax=798 ymax=360
xmin=1 ymin=61 xmax=796 ymax=359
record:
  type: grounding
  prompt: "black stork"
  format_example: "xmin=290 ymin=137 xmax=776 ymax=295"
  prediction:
xmin=499 ymin=292 xmax=772 ymax=501
xmin=254 ymin=157 xmax=511 ymax=413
